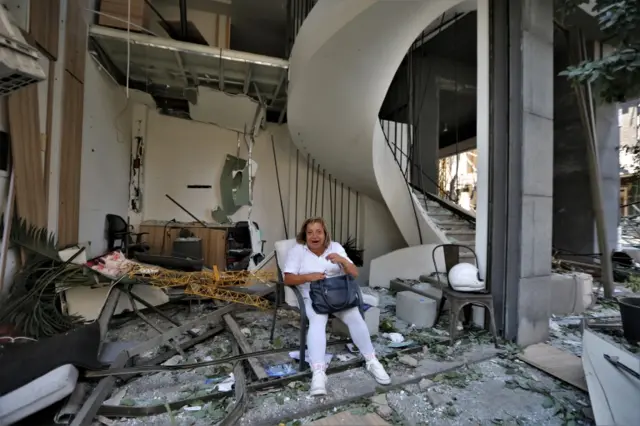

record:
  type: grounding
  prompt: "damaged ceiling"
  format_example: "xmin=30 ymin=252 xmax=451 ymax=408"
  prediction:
xmin=88 ymin=25 xmax=289 ymax=123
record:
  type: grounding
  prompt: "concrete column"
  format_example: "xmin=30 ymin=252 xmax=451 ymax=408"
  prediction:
xmin=595 ymin=43 xmax=621 ymax=253
xmin=476 ymin=0 xmax=489 ymax=279
xmin=595 ymin=100 xmax=620 ymax=255
xmin=513 ymin=0 xmax=555 ymax=346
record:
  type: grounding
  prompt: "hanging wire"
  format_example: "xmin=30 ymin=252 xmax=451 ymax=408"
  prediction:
xmin=355 ymin=191 xmax=359 ymax=245
xmin=271 ymin=136 xmax=288 ymax=239
xmin=314 ymin=163 xmax=320 ymax=215
xmin=346 ymin=187 xmax=351 ymax=237
xmin=309 ymin=158 xmax=315 ymax=216
xmin=321 ymin=169 xmax=326 ymax=216
xmin=328 ymin=174 xmax=334 ymax=235
xmin=333 ymin=178 xmax=338 ymax=236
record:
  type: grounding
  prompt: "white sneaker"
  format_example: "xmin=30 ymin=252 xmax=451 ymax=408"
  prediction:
xmin=366 ymin=358 xmax=391 ymax=385
xmin=309 ymin=370 xmax=327 ymax=396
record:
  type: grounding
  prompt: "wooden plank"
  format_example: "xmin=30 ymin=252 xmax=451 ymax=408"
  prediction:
xmin=223 ymin=314 xmax=268 ymax=381
xmin=57 ymin=71 xmax=84 ymax=246
xmin=29 ymin=0 xmax=60 ymax=60
xmin=310 ymin=411 xmax=391 ymax=426
xmin=518 ymin=343 xmax=588 ymax=392
xmin=65 ymin=0 xmax=87 ymax=83
xmin=7 ymin=85 xmax=47 ymax=228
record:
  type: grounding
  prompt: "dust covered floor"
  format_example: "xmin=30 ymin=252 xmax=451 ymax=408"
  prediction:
xmin=94 ymin=289 xmax=602 ymax=426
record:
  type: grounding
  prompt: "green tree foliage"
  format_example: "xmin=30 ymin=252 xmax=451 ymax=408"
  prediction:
xmin=557 ymin=0 xmax=640 ymax=102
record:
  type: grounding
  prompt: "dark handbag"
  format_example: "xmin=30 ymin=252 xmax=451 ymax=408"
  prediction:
xmin=309 ymin=274 xmax=360 ymax=315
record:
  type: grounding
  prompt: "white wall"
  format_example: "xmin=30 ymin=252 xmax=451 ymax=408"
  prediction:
xmin=360 ymin=197 xmax=406 ymax=284
xmin=77 ymin=60 xmax=132 ymax=256
xmin=141 ymin=108 xmax=405 ymax=281
xmin=143 ymin=110 xmax=363 ymax=252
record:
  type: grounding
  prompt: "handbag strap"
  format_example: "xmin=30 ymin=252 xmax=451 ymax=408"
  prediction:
xmin=319 ymin=275 xmax=357 ymax=311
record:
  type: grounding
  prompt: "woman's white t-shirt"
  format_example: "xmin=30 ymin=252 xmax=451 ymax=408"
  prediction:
xmin=282 ymin=241 xmax=353 ymax=298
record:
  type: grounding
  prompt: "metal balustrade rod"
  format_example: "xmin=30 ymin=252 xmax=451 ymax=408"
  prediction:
xmin=321 ymin=169 xmax=325 ymax=216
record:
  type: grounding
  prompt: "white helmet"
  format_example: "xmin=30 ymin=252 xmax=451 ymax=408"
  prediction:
xmin=447 ymin=263 xmax=485 ymax=292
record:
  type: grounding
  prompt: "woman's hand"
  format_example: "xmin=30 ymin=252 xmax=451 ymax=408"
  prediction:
xmin=305 ymin=272 xmax=326 ymax=282
xmin=326 ymin=253 xmax=347 ymax=265
xmin=326 ymin=253 xmax=359 ymax=278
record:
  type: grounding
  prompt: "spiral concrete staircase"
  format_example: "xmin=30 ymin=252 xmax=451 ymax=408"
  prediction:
xmin=287 ymin=0 xmax=475 ymax=257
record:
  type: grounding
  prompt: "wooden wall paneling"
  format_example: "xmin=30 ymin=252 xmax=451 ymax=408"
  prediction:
xmin=139 ymin=224 xmax=175 ymax=255
xmin=7 ymin=85 xmax=47 ymax=228
xmin=29 ymin=0 xmax=61 ymax=60
xmin=175 ymin=227 xmax=227 ymax=270
xmin=65 ymin=0 xmax=87 ymax=83
xmin=57 ymin=71 xmax=84 ymax=247
xmin=44 ymin=60 xmax=55 ymax=213
xmin=138 ymin=224 xmax=227 ymax=269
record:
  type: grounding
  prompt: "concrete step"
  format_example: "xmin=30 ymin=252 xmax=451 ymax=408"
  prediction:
xmin=424 ymin=200 xmax=441 ymax=209
xmin=444 ymin=229 xmax=476 ymax=236
xmin=426 ymin=211 xmax=455 ymax=218
xmin=448 ymin=238 xmax=476 ymax=247
xmin=432 ymin=219 xmax=469 ymax=227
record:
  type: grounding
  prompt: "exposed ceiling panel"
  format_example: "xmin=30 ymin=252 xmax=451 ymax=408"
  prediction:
xmin=88 ymin=25 xmax=289 ymax=118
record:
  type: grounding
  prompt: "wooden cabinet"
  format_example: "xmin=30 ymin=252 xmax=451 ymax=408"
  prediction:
xmin=139 ymin=223 xmax=228 ymax=270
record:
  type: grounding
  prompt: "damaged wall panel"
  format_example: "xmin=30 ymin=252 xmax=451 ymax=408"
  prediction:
xmin=29 ymin=0 xmax=61 ymax=60
xmin=7 ymin=85 xmax=47 ymax=228
xmin=212 ymin=154 xmax=258 ymax=223
xmin=58 ymin=71 xmax=85 ymax=246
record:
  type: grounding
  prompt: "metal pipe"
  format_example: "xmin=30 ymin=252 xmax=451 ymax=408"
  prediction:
xmin=179 ymin=0 xmax=188 ymax=39
xmin=314 ymin=163 xmax=320 ymax=215
xmin=272 ymin=136 xmax=288 ymax=239
xmin=294 ymin=150 xmax=299 ymax=232
xmin=355 ymin=192 xmax=359 ymax=244
xmin=285 ymin=0 xmax=292 ymax=57
xmin=165 ymin=194 xmax=206 ymax=227
xmin=340 ymin=183 xmax=344 ymax=241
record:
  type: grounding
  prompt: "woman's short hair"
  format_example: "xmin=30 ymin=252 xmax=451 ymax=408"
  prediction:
xmin=296 ymin=217 xmax=331 ymax=249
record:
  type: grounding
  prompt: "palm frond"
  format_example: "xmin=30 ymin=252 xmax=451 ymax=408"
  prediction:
xmin=0 ymin=260 xmax=87 ymax=338
xmin=342 ymin=235 xmax=364 ymax=267
xmin=0 ymin=216 xmax=92 ymax=337
xmin=0 ymin=215 xmax=60 ymax=261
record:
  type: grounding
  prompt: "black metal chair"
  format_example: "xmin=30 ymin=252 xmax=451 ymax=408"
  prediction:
xmin=432 ymin=244 xmax=498 ymax=347
xmin=269 ymin=239 xmax=363 ymax=371
xmin=105 ymin=214 xmax=150 ymax=258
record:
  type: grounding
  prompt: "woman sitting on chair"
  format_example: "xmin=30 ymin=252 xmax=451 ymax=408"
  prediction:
xmin=283 ymin=217 xmax=391 ymax=396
